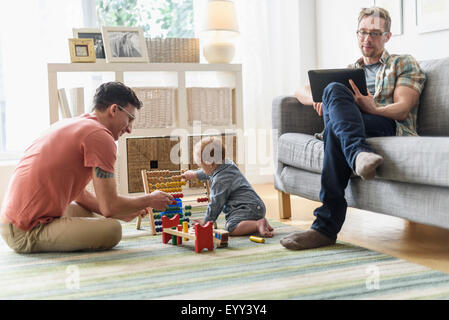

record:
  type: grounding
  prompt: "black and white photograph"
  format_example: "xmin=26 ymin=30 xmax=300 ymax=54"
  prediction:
xmin=108 ymin=31 xmax=141 ymax=57
xmin=73 ymin=28 xmax=106 ymax=61
xmin=78 ymin=33 xmax=105 ymax=59
xmin=101 ymin=26 xmax=149 ymax=63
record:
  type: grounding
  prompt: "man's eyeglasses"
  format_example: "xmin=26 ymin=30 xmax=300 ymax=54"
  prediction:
xmin=356 ymin=30 xmax=388 ymax=39
xmin=117 ymin=105 xmax=136 ymax=121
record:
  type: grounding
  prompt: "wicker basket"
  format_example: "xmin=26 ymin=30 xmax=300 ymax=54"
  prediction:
xmin=132 ymin=87 xmax=177 ymax=128
xmin=146 ymin=38 xmax=199 ymax=63
xmin=187 ymin=87 xmax=233 ymax=126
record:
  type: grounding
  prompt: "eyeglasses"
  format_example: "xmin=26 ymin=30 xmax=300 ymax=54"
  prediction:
xmin=117 ymin=105 xmax=136 ymax=121
xmin=356 ymin=30 xmax=388 ymax=39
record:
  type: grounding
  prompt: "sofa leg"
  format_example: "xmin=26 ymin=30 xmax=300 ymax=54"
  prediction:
xmin=278 ymin=191 xmax=291 ymax=219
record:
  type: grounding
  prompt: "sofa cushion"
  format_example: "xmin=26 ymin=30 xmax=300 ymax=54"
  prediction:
xmin=278 ymin=133 xmax=323 ymax=175
xmin=278 ymin=133 xmax=449 ymax=188
xmin=417 ymin=57 xmax=449 ymax=136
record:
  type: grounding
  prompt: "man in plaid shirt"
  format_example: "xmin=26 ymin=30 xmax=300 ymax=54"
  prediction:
xmin=282 ymin=6 xmax=426 ymax=250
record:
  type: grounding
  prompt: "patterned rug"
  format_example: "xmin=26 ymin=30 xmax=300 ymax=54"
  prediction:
xmin=1 ymin=209 xmax=449 ymax=300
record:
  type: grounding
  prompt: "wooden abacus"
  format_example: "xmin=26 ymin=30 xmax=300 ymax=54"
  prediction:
xmin=137 ymin=169 xmax=213 ymax=235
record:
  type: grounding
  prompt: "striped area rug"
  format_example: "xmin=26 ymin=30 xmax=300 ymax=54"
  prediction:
xmin=1 ymin=211 xmax=449 ymax=300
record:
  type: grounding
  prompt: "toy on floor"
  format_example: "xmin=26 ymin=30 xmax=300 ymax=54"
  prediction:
xmin=137 ymin=169 xmax=214 ymax=235
xmin=161 ymin=214 xmax=229 ymax=253
xmin=249 ymin=235 xmax=265 ymax=243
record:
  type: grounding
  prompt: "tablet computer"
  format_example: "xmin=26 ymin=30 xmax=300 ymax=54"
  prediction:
xmin=308 ymin=68 xmax=367 ymax=103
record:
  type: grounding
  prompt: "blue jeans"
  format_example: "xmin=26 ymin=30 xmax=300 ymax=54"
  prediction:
xmin=311 ymin=82 xmax=396 ymax=240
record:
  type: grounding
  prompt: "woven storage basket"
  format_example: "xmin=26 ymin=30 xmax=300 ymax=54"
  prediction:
xmin=146 ymin=38 xmax=199 ymax=63
xmin=187 ymin=87 xmax=233 ymax=126
xmin=132 ymin=87 xmax=177 ymax=128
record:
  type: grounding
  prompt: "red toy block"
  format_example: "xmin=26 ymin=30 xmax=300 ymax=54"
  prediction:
xmin=194 ymin=221 xmax=214 ymax=253
xmin=177 ymin=224 xmax=182 ymax=245
xmin=162 ymin=214 xmax=180 ymax=244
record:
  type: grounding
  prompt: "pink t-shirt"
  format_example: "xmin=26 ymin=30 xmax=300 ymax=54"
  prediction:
xmin=1 ymin=114 xmax=116 ymax=231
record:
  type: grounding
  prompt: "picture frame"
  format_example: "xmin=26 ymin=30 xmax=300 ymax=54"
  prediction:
xmin=374 ymin=0 xmax=403 ymax=36
xmin=68 ymin=38 xmax=96 ymax=63
xmin=72 ymin=28 xmax=106 ymax=62
xmin=416 ymin=0 xmax=449 ymax=34
xmin=101 ymin=26 xmax=149 ymax=63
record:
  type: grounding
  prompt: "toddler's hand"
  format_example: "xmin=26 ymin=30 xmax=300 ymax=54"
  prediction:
xmin=181 ymin=170 xmax=197 ymax=181
xmin=193 ymin=219 xmax=205 ymax=226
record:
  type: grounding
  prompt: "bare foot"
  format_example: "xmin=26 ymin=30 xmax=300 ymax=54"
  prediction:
xmin=266 ymin=219 xmax=274 ymax=232
xmin=257 ymin=218 xmax=274 ymax=238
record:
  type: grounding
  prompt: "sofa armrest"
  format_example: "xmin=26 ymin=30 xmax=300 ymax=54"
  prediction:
xmin=272 ymin=95 xmax=324 ymax=137
xmin=272 ymin=96 xmax=324 ymax=193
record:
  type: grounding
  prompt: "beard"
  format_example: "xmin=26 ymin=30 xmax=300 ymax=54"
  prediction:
xmin=361 ymin=45 xmax=381 ymax=59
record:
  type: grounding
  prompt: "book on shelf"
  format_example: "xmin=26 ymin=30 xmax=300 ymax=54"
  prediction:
xmin=58 ymin=87 xmax=85 ymax=118
xmin=69 ymin=87 xmax=85 ymax=116
xmin=57 ymin=88 xmax=71 ymax=118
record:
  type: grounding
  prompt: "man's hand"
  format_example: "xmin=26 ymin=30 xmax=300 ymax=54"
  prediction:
xmin=349 ymin=79 xmax=378 ymax=115
xmin=148 ymin=190 xmax=174 ymax=211
xmin=313 ymin=102 xmax=323 ymax=116
xmin=181 ymin=170 xmax=197 ymax=181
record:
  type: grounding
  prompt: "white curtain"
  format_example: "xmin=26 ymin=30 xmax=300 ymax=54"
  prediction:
xmin=235 ymin=0 xmax=302 ymax=180
xmin=0 ymin=0 xmax=85 ymax=154
xmin=194 ymin=0 xmax=304 ymax=181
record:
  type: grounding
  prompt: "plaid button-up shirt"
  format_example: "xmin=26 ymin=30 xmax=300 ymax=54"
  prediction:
xmin=350 ymin=50 xmax=427 ymax=136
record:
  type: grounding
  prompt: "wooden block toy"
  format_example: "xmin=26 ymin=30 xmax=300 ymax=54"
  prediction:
xmin=183 ymin=221 xmax=189 ymax=242
xmin=161 ymin=214 xmax=229 ymax=253
xmin=249 ymin=235 xmax=265 ymax=243
xmin=162 ymin=214 xmax=181 ymax=244
xmin=214 ymin=229 xmax=229 ymax=248
xmin=194 ymin=221 xmax=214 ymax=253
xmin=177 ymin=224 xmax=183 ymax=245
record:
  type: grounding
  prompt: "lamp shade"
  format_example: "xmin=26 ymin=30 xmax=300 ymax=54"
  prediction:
xmin=203 ymin=0 xmax=239 ymax=33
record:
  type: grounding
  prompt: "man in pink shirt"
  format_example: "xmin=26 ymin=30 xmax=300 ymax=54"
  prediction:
xmin=0 ymin=82 xmax=173 ymax=253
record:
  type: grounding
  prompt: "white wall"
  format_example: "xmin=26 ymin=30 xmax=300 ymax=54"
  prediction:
xmin=387 ymin=0 xmax=449 ymax=60
xmin=315 ymin=0 xmax=449 ymax=68
xmin=0 ymin=162 xmax=15 ymax=207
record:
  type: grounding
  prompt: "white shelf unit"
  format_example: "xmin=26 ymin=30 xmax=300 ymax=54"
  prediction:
xmin=47 ymin=63 xmax=244 ymax=195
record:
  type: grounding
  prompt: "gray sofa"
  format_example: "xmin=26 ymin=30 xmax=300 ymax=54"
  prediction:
xmin=272 ymin=57 xmax=449 ymax=230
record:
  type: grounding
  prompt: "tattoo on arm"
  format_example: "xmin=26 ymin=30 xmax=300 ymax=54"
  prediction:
xmin=95 ymin=167 xmax=115 ymax=179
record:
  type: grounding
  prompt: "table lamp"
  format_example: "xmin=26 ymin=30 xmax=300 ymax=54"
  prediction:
xmin=202 ymin=0 xmax=239 ymax=64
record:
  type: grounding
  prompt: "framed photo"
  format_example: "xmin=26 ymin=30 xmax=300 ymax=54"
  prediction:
xmin=374 ymin=0 xmax=403 ymax=36
xmin=72 ymin=28 xmax=106 ymax=62
xmin=101 ymin=26 xmax=149 ymax=63
xmin=68 ymin=38 xmax=96 ymax=63
xmin=416 ymin=0 xmax=449 ymax=34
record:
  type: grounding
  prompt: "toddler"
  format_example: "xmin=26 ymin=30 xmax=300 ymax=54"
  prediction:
xmin=182 ymin=137 xmax=273 ymax=237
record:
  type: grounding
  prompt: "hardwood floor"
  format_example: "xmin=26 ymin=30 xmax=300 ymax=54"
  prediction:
xmin=254 ymin=183 xmax=449 ymax=274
